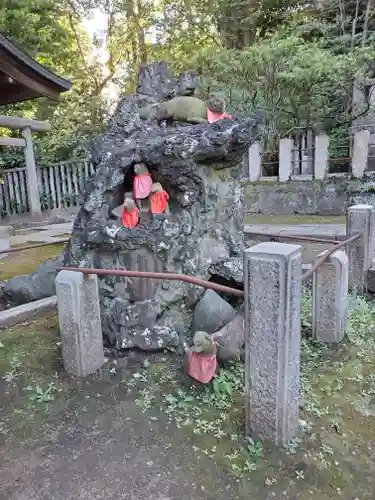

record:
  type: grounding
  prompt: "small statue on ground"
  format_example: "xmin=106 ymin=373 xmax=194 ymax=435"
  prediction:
xmin=133 ymin=163 xmax=153 ymax=216
xmin=186 ymin=331 xmax=218 ymax=384
xmin=121 ymin=195 xmax=139 ymax=228
xmin=150 ymin=182 xmax=170 ymax=214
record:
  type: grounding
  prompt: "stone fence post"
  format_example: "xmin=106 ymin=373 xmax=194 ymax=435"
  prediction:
xmin=352 ymin=130 xmax=370 ymax=179
xmin=346 ymin=204 xmax=374 ymax=294
xmin=314 ymin=134 xmax=329 ymax=180
xmin=244 ymin=242 xmax=302 ymax=445
xmin=248 ymin=142 xmax=262 ymax=181
xmin=56 ymin=270 xmax=105 ymax=377
xmin=279 ymin=138 xmax=293 ymax=181
xmin=312 ymin=250 xmax=348 ymax=343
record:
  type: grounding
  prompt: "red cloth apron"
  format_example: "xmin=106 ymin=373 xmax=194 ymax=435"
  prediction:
xmin=151 ymin=190 xmax=169 ymax=214
xmin=187 ymin=351 xmax=217 ymax=384
xmin=121 ymin=207 xmax=139 ymax=228
xmin=133 ymin=174 xmax=152 ymax=199
xmin=207 ymin=109 xmax=232 ymax=123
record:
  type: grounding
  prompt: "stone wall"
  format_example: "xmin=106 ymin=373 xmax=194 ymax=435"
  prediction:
xmin=244 ymin=178 xmax=367 ymax=216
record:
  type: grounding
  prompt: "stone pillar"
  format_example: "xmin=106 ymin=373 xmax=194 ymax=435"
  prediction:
xmin=244 ymin=242 xmax=302 ymax=445
xmin=279 ymin=138 xmax=293 ymax=181
xmin=56 ymin=270 xmax=105 ymax=377
xmin=314 ymin=134 xmax=329 ymax=180
xmin=0 ymin=225 xmax=10 ymax=259
xmin=352 ymin=130 xmax=370 ymax=178
xmin=347 ymin=204 xmax=375 ymax=294
xmin=22 ymin=126 xmax=42 ymax=218
xmin=249 ymin=142 xmax=262 ymax=181
xmin=312 ymin=250 xmax=348 ymax=343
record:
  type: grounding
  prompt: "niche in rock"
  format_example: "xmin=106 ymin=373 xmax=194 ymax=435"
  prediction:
xmin=109 ymin=162 xmax=181 ymax=227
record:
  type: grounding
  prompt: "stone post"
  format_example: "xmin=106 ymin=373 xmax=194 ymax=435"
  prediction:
xmin=56 ymin=270 xmax=105 ymax=377
xmin=249 ymin=142 xmax=262 ymax=181
xmin=22 ymin=126 xmax=42 ymax=218
xmin=312 ymin=250 xmax=348 ymax=343
xmin=244 ymin=242 xmax=302 ymax=445
xmin=352 ymin=130 xmax=370 ymax=178
xmin=346 ymin=204 xmax=375 ymax=294
xmin=279 ymin=138 xmax=293 ymax=181
xmin=0 ymin=226 xmax=10 ymax=259
xmin=314 ymin=134 xmax=329 ymax=180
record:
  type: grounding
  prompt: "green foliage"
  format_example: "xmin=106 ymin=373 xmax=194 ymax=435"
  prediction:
xmin=193 ymin=32 xmax=374 ymax=148
xmin=1 ymin=0 xmax=375 ymax=167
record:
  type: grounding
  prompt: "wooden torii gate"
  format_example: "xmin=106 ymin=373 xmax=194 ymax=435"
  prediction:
xmin=0 ymin=34 xmax=71 ymax=217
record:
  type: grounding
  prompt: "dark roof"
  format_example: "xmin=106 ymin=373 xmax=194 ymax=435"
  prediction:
xmin=0 ymin=34 xmax=72 ymax=105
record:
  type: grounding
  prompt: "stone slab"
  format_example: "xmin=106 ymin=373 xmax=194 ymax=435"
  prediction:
xmin=56 ymin=271 xmax=105 ymax=377
xmin=347 ymin=204 xmax=374 ymax=293
xmin=312 ymin=250 xmax=348 ymax=343
xmin=0 ymin=296 xmax=57 ymax=329
xmin=244 ymin=242 xmax=302 ymax=445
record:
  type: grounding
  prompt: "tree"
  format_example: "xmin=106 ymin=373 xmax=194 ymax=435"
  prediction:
xmin=193 ymin=32 xmax=375 ymax=148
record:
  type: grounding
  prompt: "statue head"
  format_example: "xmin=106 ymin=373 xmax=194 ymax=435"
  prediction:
xmin=152 ymin=182 xmax=163 ymax=193
xmin=123 ymin=196 xmax=136 ymax=211
xmin=177 ymin=71 xmax=197 ymax=96
xmin=190 ymin=330 xmax=212 ymax=353
xmin=134 ymin=163 xmax=149 ymax=175
xmin=206 ymin=93 xmax=226 ymax=114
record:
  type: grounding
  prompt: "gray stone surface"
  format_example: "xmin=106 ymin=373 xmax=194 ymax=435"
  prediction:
xmin=3 ymin=255 xmax=63 ymax=305
xmin=314 ymin=134 xmax=329 ymax=180
xmin=352 ymin=130 xmax=370 ymax=178
xmin=0 ymin=296 xmax=57 ymax=329
xmin=244 ymin=242 xmax=302 ymax=445
xmin=192 ymin=289 xmax=236 ymax=334
xmin=56 ymin=270 xmax=105 ymax=377
xmin=0 ymin=226 xmax=13 ymax=259
xmin=211 ymin=313 xmax=244 ymax=362
xmin=279 ymin=138 xmax=293 ymax=181
xmin=63 ymin=62 xmax=261 ymax=350
xmin=244 ymin=179 xmax=361 ymax=216
xmin=103 ymin=296 xmax=180 ymax=350
xmin=208 ymin=257 xmax=243 ymax=287
xmin=347 ymin=204 xmax=375 ymax=294
xmin=312 ymin=250 xmax=348 ymax=343
xmin=248 ymin=142 xmax=262 ymax=181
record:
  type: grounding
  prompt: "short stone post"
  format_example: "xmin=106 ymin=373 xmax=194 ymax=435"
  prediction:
xmin=352 ymin=130 xmax=370 ymax=178
xmin=249 ymin=142 xmax=262 ymax=181
xmin=55 ymin=270 xmax=105 ymax=377
xmin=244 ymin=242 xmax=302 ymax=445
xmin=0 ymin=226 xmax=11 ymax=259
xmin=279 ymin=138 xmax=293 ymax=181
xmin=314 ymin=134 xmax=329 ymax=180
xmin=312 ymin=250 xmax=348 ymax=343
xmin=22 ymin=126 xmax=42 ymax=218
xmin=347 ymin=204 xmax=375 ymax=294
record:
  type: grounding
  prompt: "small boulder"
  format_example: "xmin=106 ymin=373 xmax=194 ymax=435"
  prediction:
xmin=211 ymin=314 xmax=244 ymax=363
xmin=4 ymin=255 xmax=63 ymax=305
xmin=208 ymin=257 xmax=244 ymax=288
xmin=192 ymin=289 xmax=235 ymax=334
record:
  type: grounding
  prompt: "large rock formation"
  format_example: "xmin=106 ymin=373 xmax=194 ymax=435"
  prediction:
xmin=64 ymin=62 xmax=261 ymax=350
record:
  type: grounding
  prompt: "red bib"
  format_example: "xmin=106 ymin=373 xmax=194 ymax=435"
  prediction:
xmin=187 ymin=351 xmax=217 ymax=384
xmin=121 ymin=207 xmax=139 ymax=228
xmin=207 ymin=109 xmax=232 ymax=123
xmin=133 ymin=174 xmax=152 ymax=199
xmin=151 ymin=190 xmax=169 ymax=214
